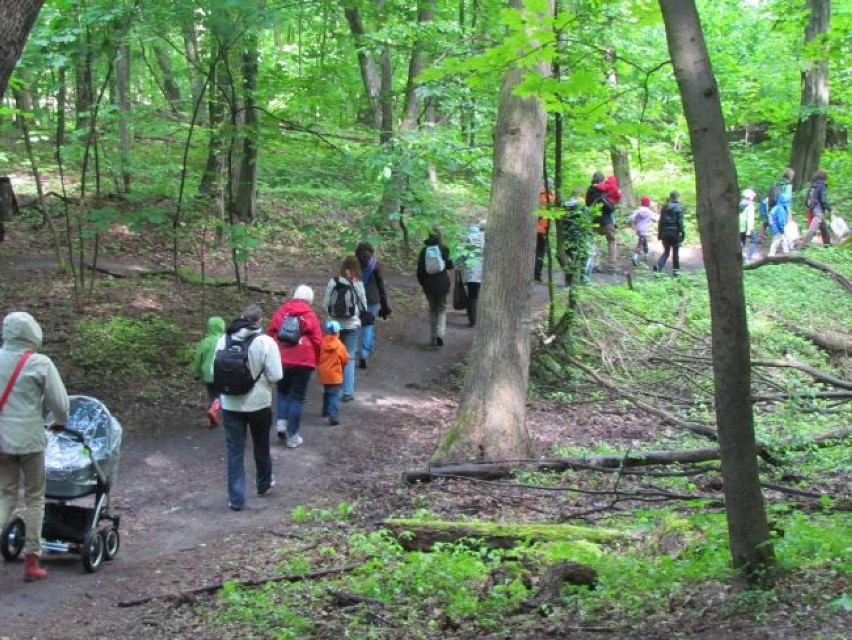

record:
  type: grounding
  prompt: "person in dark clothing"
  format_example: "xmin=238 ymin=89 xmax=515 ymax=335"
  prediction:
xmin=585 ymin=171 xmax=619 ymax=272
xmin=416 ymin=226 xmax=454 ymax=347
xmin=800 ymin=170 xmax=832 ymax=249
xmin=354 ymin=242 xmax=391 ymax=369
xmin=654 ymin=191 xmax=685 ymax=275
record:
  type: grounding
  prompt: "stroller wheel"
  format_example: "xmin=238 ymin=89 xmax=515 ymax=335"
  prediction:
xmin=102 ymin=527 xmax=120 ymax=560
xmin=82 ymin=530 xmax=105 ymax=573
xmin=1 ymin=517 xmax=26 ymax=561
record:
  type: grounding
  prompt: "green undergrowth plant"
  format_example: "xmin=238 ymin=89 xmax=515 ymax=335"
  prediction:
xmin=70 ymin=314 xmax=185 ymax=381
xmin=203 ymin=506 xmax=849 ymax=637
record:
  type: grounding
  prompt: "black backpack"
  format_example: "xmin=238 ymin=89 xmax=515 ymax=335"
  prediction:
xmin=660 ymin=202 xmax=681 ymax=230
xmin=328 ymin=279 xmax=356 ymax=318
xmin=277 ymin=314 xmax=301 ymax=345
xmin=212 ymin=334 xmax=260 ymax=395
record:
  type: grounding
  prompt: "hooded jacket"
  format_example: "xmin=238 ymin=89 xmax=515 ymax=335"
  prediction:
xmin=191 ymin=316 xmax=225 ymax=384
xmin=808 ymin=178 xmax=831 ymax=215
xmin=0 ymin=312 xmax=69 ymax=454
xmin=416 ymin=236 xmax=454 ymax=295
xmin=628 ymin=206 xmax=656 ymax=237
xmin=316 ymin=334 xmax=350 ymax=385
xmin=213 ymin=317 xmax=282 ymax=412
xmin=266 ymin=299 xmax=322 ymax=368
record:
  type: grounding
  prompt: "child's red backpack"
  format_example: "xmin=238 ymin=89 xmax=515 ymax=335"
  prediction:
xmin=599 ymin=175 xmax=622 ymax=205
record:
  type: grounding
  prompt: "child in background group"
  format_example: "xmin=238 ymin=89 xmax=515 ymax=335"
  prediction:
xmin=317 ymin=321 xmax=349 ymax=426
xmin=767 ymin=196 xmax=791 ymax=257
xmin=627 ymin=196 xmax=656 ymax=266
xmin=191 ymin=315 xmax=225 ymax=427
xmin=739 ymin=189 xmax=756 ymax=261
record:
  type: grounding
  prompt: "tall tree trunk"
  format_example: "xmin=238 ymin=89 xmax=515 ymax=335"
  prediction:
xmin=0 ymin=0 xmax=45 ymax=101
xmin=659 ymin=0 xmax=775 ymax=586
xmin=56 ymin=66 xmax=67 ymax=146
xmin=400 ymin=0 xmax=436 ymax=132
xmin=233 ymin=33 xmax=258 ymax=222
xmin=115 ymin=40 xmax=132 ymax=193
xmin=788 ymin=0 xmax=830 ymax=191
xmin=183 ymin=20 xmax=204 ymax=118
xmin=75 ymin=27 xmax=94 ymax=132
xmin=344 ymin=3 xmax=382 ymax=130
xmin=432 ymin=0 xmax=552 ymax=464
xmin=199 ymin=54 xmax=225 ymax=197
xmin=153 ymin=43 xmax=183 ymax=113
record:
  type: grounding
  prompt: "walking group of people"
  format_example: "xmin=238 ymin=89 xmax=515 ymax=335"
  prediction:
xmin=191 ymin=245 xmax=391 ymax=512
xmin=739 ymin=167 xmax=837 ymax=261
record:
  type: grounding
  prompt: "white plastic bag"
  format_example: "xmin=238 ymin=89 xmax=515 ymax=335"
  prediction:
xmin=784 ymin=219 xmax=800 ymax=245
xmin=830 ymin=215 xmax=849 ymax=240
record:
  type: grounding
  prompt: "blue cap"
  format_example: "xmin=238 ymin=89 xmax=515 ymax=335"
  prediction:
xmin=325 ymin=320 xmax=341 ymax=334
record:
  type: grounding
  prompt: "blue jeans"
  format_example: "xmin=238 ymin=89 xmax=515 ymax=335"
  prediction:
xmin=358 ymin=302 xmax=380 ymax=359
xmin=323 ymin=384 xmax=341 ymax=420
xmin=340 ymin=328 xmax=359 ymax=396
xmin=277 ymin=366 xmax=313 ymax=438
xmin=222 ymin=407 xmax=273 ymax=508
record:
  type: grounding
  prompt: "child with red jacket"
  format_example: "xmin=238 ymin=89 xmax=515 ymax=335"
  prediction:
xmin=316 ymin=321 xmax=350 ymax=426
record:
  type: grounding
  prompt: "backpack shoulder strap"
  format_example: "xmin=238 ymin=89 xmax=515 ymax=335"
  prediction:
xmin=0 ymin=350 xmax=34 ymax=413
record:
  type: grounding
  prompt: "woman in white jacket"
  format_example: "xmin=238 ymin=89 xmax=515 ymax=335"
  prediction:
xmin=0 ymin=311 xmax=69 ymax=581
xmin=459 ymin=221 xmax=485 ymax=327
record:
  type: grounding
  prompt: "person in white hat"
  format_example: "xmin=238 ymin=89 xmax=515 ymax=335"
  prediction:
xmin=739 ymin=188 xmax=757 ymax=261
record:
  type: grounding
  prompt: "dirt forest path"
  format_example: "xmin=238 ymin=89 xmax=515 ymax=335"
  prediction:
xmin=0 ymin=238 xmax=706 ymax=638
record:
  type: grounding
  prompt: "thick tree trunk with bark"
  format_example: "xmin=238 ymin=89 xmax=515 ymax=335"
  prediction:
xmin=432 ymin=0 xmax=552 ymax=464
xmin=0 ymin=0 xmax=44 ymax=101
xmin=789 ymin=0 xmax=830 ymax=191
xmin=659 ymin=0 xmax=775 ymax=585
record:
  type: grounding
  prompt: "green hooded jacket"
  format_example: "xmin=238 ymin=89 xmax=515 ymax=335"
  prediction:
xmin=191 ymin=316 xmax=225 ymax=384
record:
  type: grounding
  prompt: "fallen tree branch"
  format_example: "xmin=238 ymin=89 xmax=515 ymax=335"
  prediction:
xmin=751 ymin=357 xmax=852 ymax=391
xmin=383 ymin=518 xmax=627 ymax=552
xmin=768 ymin=314 xmax=852 ymax=354
xmin=326 ymin=588 xmax=387 ymax=608
xmin=563 ymin=355 xmax=720 ymax=442
xmin=743 ymin=254 xmax=852 ymax=293
xmin=117 ymin=561 xmax=367 ymax=608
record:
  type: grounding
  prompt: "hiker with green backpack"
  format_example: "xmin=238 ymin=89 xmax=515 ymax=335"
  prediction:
xmin=416 ymin=225 xmax=454 ymax=348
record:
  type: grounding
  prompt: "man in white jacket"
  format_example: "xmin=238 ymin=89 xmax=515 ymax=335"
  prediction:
xmin=0 ymin=311 xmax=69 ymax=581
xmin=212 ymin=305 xmax=282 ymax=511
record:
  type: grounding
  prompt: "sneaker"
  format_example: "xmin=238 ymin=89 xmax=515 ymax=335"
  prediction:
xmin=631 ymin=253 xmax=639 ymax=266
xmin=436 ymin=336 xmax=444 ymax=347
xmin=228 ymin=503 xmax=242 ymax=512
xmin=276 ymin=420 xmax=287 ymax=440
xmin=258 ymin=476 xmax=276 ymax=496
xmin=359 ymin=358 xmax=367 ymax=369
xmin=652 ymin=264 xmax=660 ymax=273
xmin=286 ymin=433 xmax=303 ymax=448
xmin=341 ymin=394 xmax=354 ymax=403
xmin=328 ymin=418 xmax=340 ymax=426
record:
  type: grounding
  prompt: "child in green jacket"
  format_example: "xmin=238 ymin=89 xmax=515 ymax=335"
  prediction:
xmin=191 ymin=316 xmax=225 ymax=426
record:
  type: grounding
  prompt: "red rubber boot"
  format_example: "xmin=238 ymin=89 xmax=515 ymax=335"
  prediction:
xmin=24 ymin=553 xmax=48 ymax=581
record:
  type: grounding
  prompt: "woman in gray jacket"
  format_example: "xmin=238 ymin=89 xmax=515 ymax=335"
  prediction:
xmin=0 ymin=311 xmax=69 ymax=581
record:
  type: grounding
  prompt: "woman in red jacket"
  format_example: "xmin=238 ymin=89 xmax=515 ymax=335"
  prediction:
xmin=266 ymin=285 xmax=322 ymax=448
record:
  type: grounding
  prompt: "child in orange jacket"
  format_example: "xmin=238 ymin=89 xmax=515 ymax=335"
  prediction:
xmin=317 ymin=321 xmax=350 ymax=425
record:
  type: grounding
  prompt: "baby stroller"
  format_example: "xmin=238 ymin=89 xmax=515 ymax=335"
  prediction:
xmin=1 ymin=395 xmax=123 ymax=573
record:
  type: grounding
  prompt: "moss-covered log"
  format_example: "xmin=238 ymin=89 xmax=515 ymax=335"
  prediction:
xmin=384 ymin=518 xmax=627 ymax=552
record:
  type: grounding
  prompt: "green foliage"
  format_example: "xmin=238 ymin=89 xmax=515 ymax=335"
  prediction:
xmin=70 ymin=315 xmax=184 ymax=381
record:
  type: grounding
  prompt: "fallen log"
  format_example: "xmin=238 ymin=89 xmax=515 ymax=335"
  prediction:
xmin=117 ymin=561 xmax=366 ymax=608
xmin=743 ymin=254 xmax=852 ymax=293
xmin=384 ymin=518 xmax=627 ymax=552
xmin=769 ymin=314 xmax=852 ymax=354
